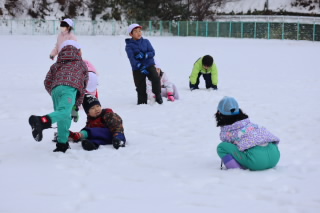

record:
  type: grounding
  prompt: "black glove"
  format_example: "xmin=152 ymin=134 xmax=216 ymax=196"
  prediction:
xmin=112 ymin=137 xmax=126 ymax=150
xmin=49 ymin=55 xmax=54 ymax=60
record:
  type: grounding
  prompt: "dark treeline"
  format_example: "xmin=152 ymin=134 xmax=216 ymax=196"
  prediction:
xmin=2 ymin=0 xmax=320 ymax=21
xmin=2 ymin=0 xmax=228 ymax=21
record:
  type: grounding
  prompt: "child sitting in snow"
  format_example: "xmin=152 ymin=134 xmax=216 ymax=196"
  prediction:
xmin=215 ymin=96 xmax=280 ymax=171
xmin=69 ymin=94 xmax=126 ymax=151
xmin=146 ymin=60 xmax=179 ymax=102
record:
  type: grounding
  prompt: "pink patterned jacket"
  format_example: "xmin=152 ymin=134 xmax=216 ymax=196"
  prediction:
xmin=220 ymin=118 xmax=280 ymax=151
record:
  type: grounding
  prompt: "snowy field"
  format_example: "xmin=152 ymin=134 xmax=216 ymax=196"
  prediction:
xmin=0 ymin=35 xmax=319 ymax=213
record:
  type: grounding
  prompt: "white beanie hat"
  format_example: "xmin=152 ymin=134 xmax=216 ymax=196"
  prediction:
xmin=59 ymin=40 xmax=81 ymax=51
xmin=127 ymin=23 xmax=142 ymax=35
xmin=62 ymin=18 xmax=74 ymax=27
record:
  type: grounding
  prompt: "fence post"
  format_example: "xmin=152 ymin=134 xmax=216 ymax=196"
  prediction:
xmin=297 ymin=22 xmax=300 ymax=40
xmin=149 ymin=21 xmax=152 ymax=36
xmin=53 ymin=20 xmax=55 ymax=35
xmin=160 ymin=20 xmax=163 ymax=36
xmin=217 ymin=22 xmax=219 ymax=37
xmin=267 ymin=22 xmax=270 ymax=39
xmin=112 ymin=20 xmax=116 ymax=35
xmin=196 ymin=21 xmax=198 ymax=36
xmin=32 ymin=20 xmax=34 ymax=35
xmin=241 ymin=21 xmax=243 ymax=38
xmin=178 ymin=21 xmax=180 ymax=36
xmin=187 ymin=21 xmax=189 ymax=36
xmin=92 ymin=20 xmax=95 ymax=35
xmin=229 ymin=21 xmax=232 ymax=37
xmin=206 ymin=21 xmax=208 ymax=37
xmin=313 ymin=21 xmax=315 ymax=41
xmin=254 ymin=22 xmax=256 ymax=39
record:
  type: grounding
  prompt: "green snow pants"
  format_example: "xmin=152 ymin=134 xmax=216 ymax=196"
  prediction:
xmin=48 ymin=85 xmax=77 ymax=144
xmin=217 ymin=142 xmax=280 ymax=171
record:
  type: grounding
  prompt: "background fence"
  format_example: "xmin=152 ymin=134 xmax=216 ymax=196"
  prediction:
xmin=1 ymin=16 xmax=320 ymax=41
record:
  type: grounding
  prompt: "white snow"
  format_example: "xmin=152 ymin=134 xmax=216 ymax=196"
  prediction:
xmin=220 ymin=0 xmax=320 ymax=14
xmin=0 ymin=35 xmax=320 ymax=213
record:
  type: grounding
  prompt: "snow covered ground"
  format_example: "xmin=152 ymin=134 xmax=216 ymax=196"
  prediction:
xmin=219 ymin=0 xmax=320 ymax=14
xmin=0 ymin=35 xmax=319 ymax=213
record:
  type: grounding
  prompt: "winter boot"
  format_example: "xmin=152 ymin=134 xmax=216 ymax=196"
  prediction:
xmin=167 ymin=92 xmax=175 ymax=102
xmin=81 ymin=139 xmax=99 ymax=151
xmin=155 ymin=94 xmax=163 ymax=104
xmin=53 ymin=142 xmax=70 ymax=153
xmin=222 ymin=154 xmax=244 ymax=169
xmin=28 ymin=115 xmax=52 ymax=142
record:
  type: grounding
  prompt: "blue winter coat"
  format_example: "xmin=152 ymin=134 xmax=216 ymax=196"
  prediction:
xmin=125 ymin=37 xmax=155 ymax=71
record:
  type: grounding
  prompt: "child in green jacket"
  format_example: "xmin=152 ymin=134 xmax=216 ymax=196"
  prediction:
xmin=189 ymin=55 xmax=218 ymax=91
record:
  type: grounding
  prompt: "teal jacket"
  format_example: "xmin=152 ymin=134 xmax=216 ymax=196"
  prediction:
xmin=189 ymin=57 xmax=218 ymax=85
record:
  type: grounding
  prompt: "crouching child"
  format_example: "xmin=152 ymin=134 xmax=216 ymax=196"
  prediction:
xmin=215 ymin=96 xmax=280 ymax=171
xmin=69 ymin=94 xmax=126 ymax=151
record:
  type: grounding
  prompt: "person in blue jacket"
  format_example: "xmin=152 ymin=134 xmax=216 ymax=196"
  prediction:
xmin=125 ymin=23 xmax=162 ymax=105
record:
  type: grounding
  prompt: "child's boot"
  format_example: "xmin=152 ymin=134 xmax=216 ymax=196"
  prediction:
xmin=155 ymin=94 xmax=163 ymax=104
xmin=53 ymin=142 xmax=70 ymax=153
xmin=167 ymin=92 xmax=175 ymax=102
xmin=28 ymin=115 xmax=52 ymax=142
xmin=81 ymin=139 xmax=99 ymax=151
xmin=222 ymin=154 xmax=244 ymax=169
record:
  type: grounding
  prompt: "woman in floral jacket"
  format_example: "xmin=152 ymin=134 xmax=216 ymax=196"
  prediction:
xmin=215 ymin=96 xmax=280 ymax=171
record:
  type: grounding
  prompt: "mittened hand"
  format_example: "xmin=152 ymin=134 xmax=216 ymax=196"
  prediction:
xmin=141 ymin=68 xmax=149 ymax=75
xmin=135 ymin=52 xmax=145 ymax=60
xmin=138 ymin=65 xmax=149 ymax=75
xmin=69 ymin=131 xmax=82 ymax=142
xmin=112 ymin=137 xmax=126 ymax=149
xmin=71 ymin=105 xmax=79 ymax=122
xmin=49 ymin=55 xmax=54 ymax=60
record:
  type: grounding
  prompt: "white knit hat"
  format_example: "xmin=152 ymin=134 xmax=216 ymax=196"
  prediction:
xmin=59 ymin=40 xmax=81 ymax=51
xmin=62 ymin=18 xmax=74 ymax=27
xmin=127 ymin=23 xmax=142 ymax=35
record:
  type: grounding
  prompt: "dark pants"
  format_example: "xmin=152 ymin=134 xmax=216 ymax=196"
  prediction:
xmin=133 ymin=66 xmax=161 ymax=104
xmin=194 ymin=73 xmax=215 ymax=89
